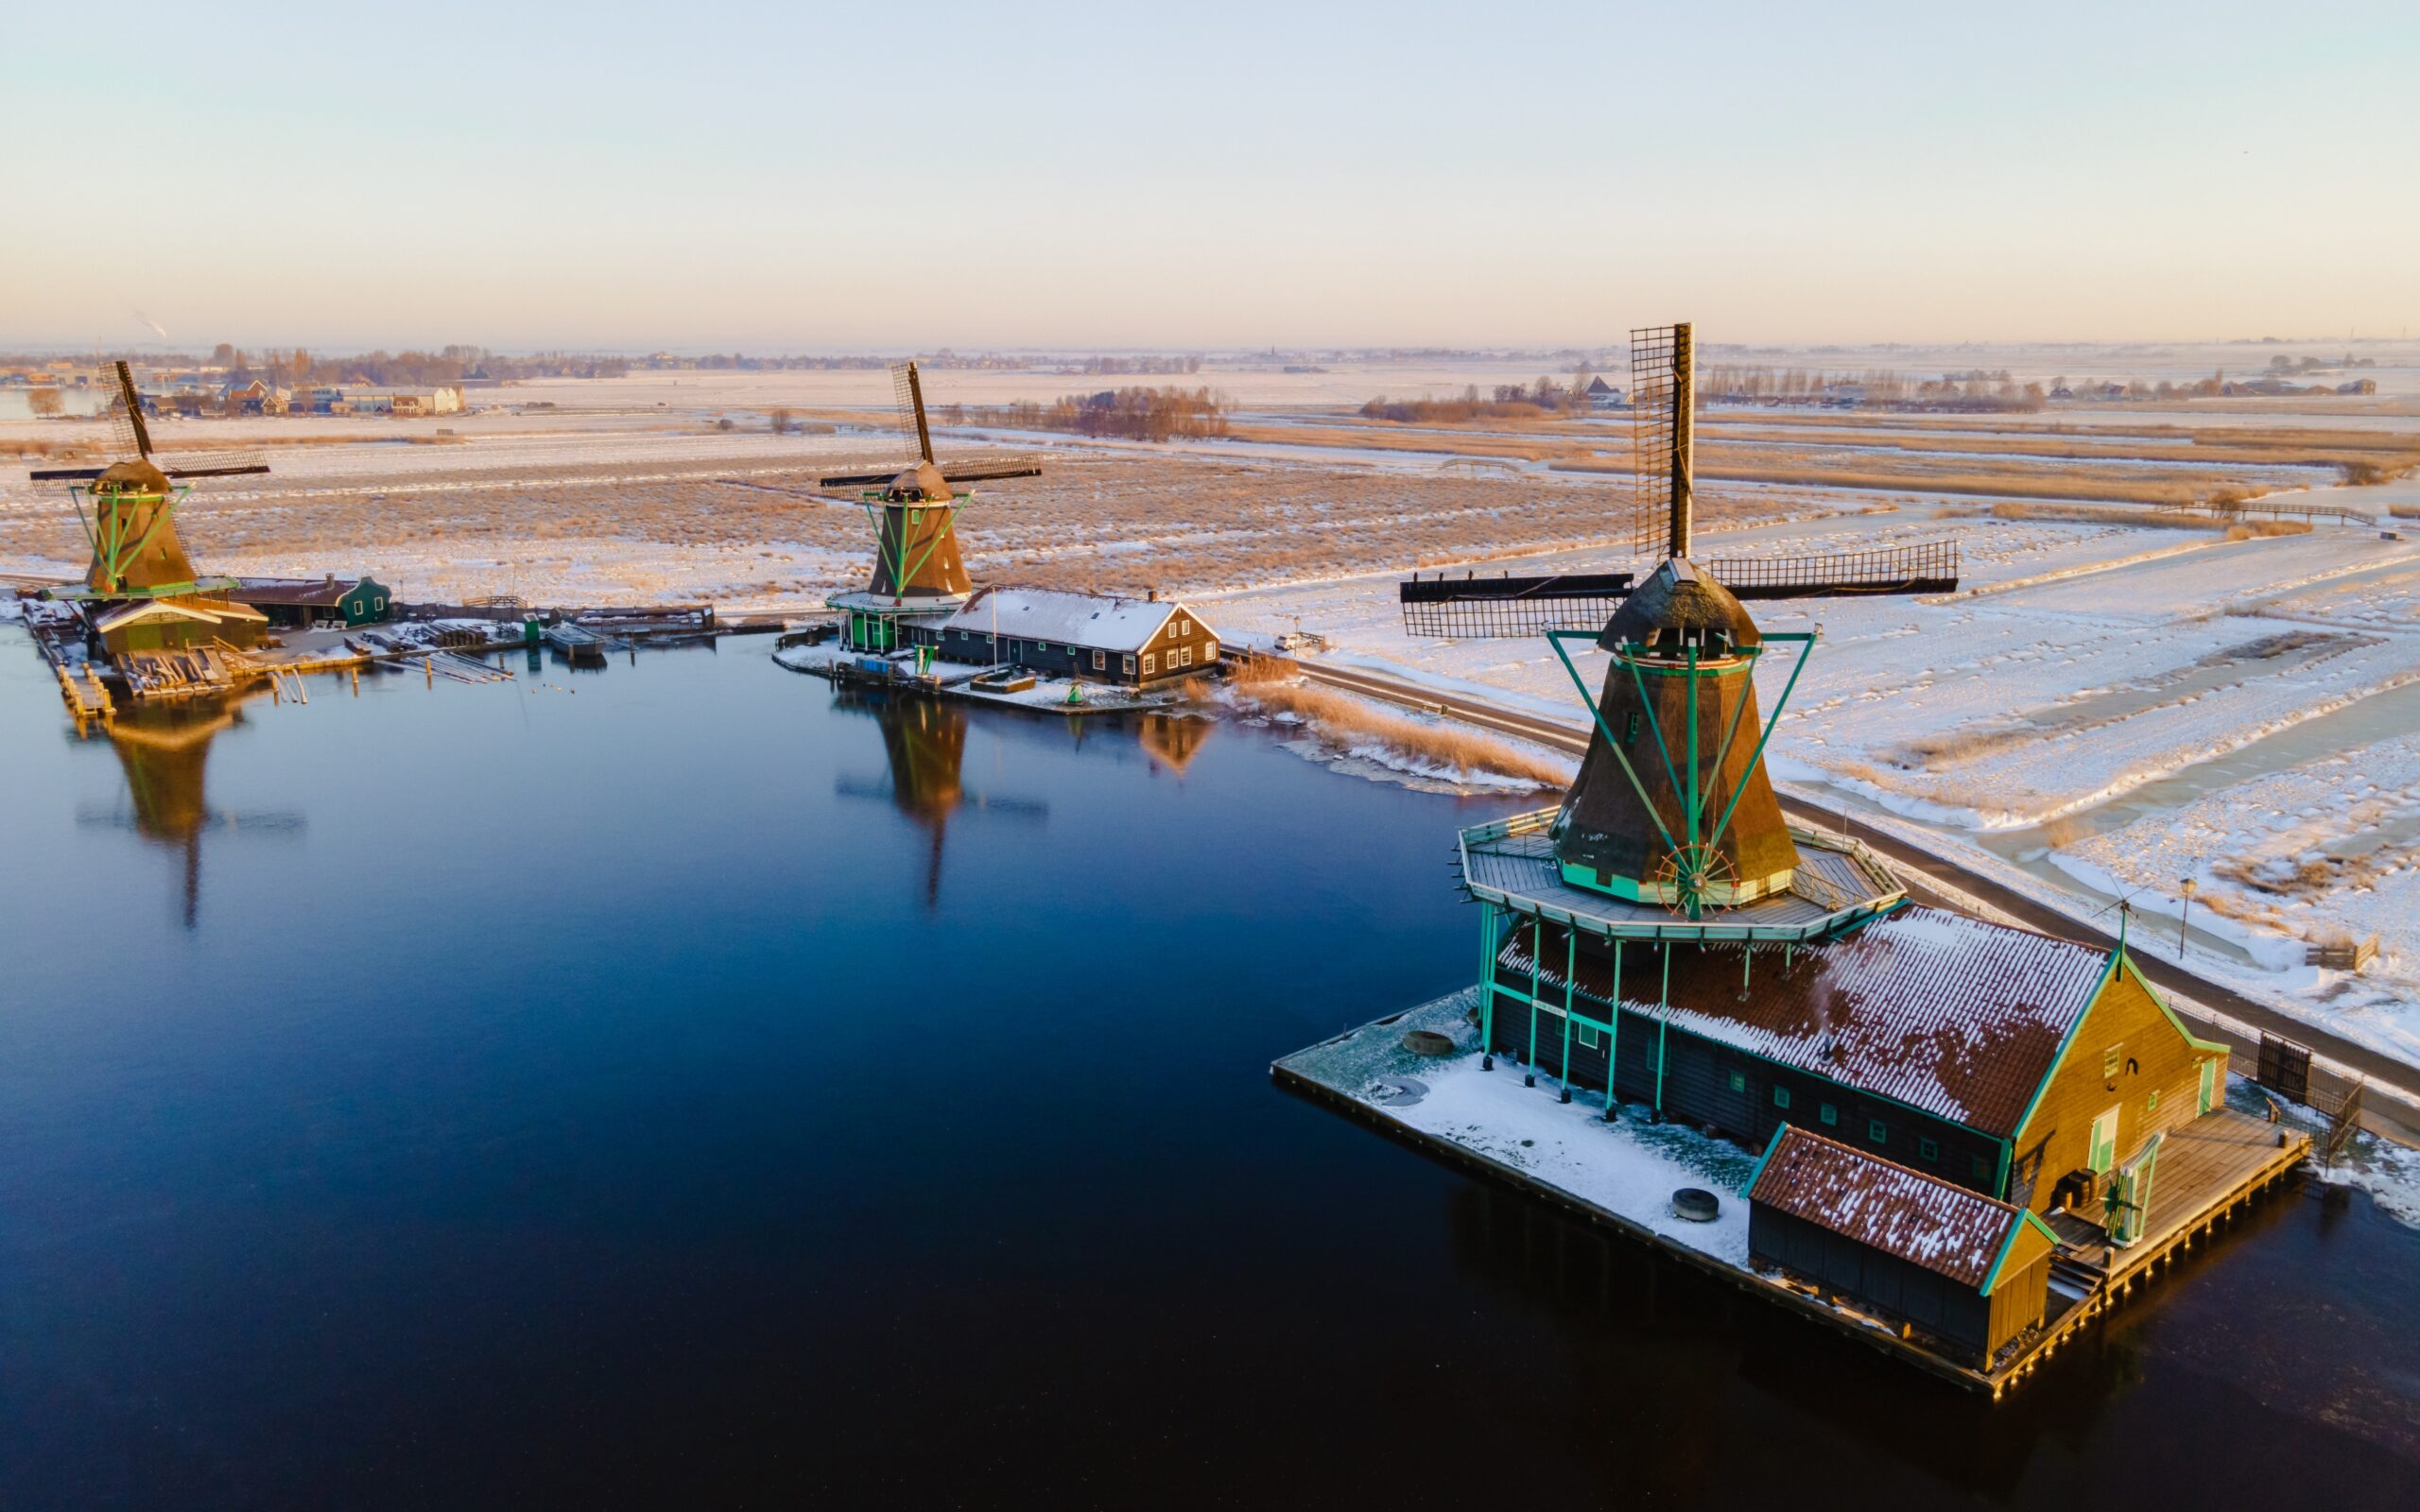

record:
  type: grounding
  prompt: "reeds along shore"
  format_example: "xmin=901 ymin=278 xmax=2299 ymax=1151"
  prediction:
xmin=1217 ymin=658 xmax=1569 ymax=789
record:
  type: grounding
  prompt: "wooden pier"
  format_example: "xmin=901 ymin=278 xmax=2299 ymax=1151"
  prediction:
xmin=1276 ymin=1004 xmax=2311 ymax=1398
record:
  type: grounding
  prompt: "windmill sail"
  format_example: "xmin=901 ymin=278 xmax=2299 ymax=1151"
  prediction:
xmin=1398 ymin=320 xmax=1957 ymax=636
xmin=1630 ymin=322 xmax=1692 ymax=558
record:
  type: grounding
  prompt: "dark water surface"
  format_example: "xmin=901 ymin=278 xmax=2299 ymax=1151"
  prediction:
xmin=1 ymin=629 xmax=2414 ymax=1508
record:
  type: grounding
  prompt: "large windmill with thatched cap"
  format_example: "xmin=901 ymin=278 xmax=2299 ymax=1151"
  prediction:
xmin=819 ymin=361 xmax=1040 ymax=654
xmin=27 ymin=360 xmax=272 ymax=655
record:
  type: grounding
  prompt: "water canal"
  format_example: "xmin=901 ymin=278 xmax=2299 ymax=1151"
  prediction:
xmin=0 ymin=628 xmax=2413 ymax=1506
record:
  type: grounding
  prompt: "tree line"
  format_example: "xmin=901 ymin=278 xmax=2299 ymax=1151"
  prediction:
xmin=210 ymin=344 xmax=630 ymax=387
xmin=1360 ymin=372 xmax=1601 ymax=422
xmin=945 ymin=386 xmax=1230 ymax=442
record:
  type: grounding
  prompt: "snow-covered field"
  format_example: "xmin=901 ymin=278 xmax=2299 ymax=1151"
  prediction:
xmin=8 ymin=370 xmax=2418 ymax=1067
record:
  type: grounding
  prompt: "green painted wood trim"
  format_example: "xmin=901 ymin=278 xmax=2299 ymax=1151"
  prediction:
xmin=2118 ymin=954 xmax=2231 ymax=1056
xmin=1741 ymin=1122 xmax=1789 ymax=1197
xmin=1979 ymin=1215 xmax=2024 ymax=1297
xmin=1545 ymin=630 xmax=1681 ymax=858
xmin=1983 ymin=1209 xmax=2064 ymax=1297
xmin=2006 ymin=944 xmax=2126 ymax=1153
xmin=1705 ymin=633 xmax=1815 ymax=854
xmin=1530 ymin=953 xmax=2002 ymax=1143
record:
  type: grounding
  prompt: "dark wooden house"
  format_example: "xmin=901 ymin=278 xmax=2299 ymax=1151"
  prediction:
xmin=1748 ymin=1125 xmax=2058 ymax=1367
xmin=1482 ymin=905 xmax=2231 ymax=1215
xmin=936 ymin=587 xmax=1218 ymax=686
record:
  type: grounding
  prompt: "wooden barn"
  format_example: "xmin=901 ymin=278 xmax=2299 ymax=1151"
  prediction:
xmin=1480 ymin=906 xmax=2233 ymax=1214
xmin=1748 ymin=1125 xmax=2059 ymax=1367
xmin=936 ymin=587 xmax=1218 ymax=685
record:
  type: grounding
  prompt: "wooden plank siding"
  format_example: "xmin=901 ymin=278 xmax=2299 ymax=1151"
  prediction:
xmin=2007 ymin=960 xmax=2228 ymax=1211
xmin=1986 ymin=1223 xmax=2053 ymax=1352
xmin=937 ymin=609 xmax=1218 ymax=686
xmin=1483 ymin=974 xmax=2003 ymax=1192
xmin=1749 ymin=1206 xmax=2001 ymax=1365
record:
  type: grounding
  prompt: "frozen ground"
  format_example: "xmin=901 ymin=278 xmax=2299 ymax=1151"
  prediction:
xmin=1276 ymin=989 xmax=1756 ymax=1264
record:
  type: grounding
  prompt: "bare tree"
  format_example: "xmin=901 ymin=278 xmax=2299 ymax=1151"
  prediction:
xmin=28 ymin=387 xmax=63 ymax=418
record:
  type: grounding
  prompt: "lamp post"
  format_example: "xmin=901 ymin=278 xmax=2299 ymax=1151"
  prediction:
xmin=2179 ymin=877 xmax=2196 ymax=960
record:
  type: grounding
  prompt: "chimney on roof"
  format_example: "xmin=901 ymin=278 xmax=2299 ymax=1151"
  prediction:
xmin=325 ymin=573 xmax=336 ymax=586
xmin=1147 ymin=587 xmax=1159 ymax=602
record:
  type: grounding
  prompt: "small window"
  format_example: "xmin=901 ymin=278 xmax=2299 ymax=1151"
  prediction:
xmin=1868 ymin=1119 xmax=1888 ymax=1143
xmin=2102 ymin=1045 xmax=2122 ymax=1078
xmin=1772 ymin=1086 xmax=1791 ymax=1110
xmin=2147 ymin=1089 xmax=2160 ymax=1114
xmin=1623 ymin=711 xmax=1640 ymax=746
xmin=1122 ymin=655 xmax=1136 ymax=675
xmin=1972 ymin=1154 xmax=1992 ymax=1181
xmin=1819 ymin=1103 xmax=1837 ymax=1126
xmin=1177 ymin=618 xmax=1189 ymax=635
xmin=1143 ymin=652 xmax=1156 ymax=675
xmin=1577 ymin=1022 xmax=1601 ymax=1049
xmin=1726 ymin=1071 xmax=1746 ymax=1094
xmin=1918 ymin=1137 xmax=1939 ymax=1162
xmin=1092 ymin=650 xmax=1105 ymax=670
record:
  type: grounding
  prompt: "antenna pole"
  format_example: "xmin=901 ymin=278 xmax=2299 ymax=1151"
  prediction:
xmin=908 ymin=362 xmax=934 ymax=465
xmin=1669 ymin=322 xmax=1693 ymax=559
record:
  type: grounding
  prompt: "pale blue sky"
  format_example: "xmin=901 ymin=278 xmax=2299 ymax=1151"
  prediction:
xmin=6 ymin=1 xmax=2414 ymax=350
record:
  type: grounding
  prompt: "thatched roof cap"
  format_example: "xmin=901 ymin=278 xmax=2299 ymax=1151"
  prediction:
xmin=1595 ymin=558 xmax=1760 ymax=653
xmin=95 ymin=458 xmax=172 ymax=494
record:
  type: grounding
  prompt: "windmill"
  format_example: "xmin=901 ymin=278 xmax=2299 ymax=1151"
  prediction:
xmin=819 ymin=362 xmax=1041 ymax=654
xmin=1397 ymin=322 xmax=1957 ymax=636
xmin=29 ymin=360 xmax=270 ymax=604
xmin=832 ymin=693 xmax=1046 ymax=912
xmin=1541 ymin=322 xmax=1959 ymax=919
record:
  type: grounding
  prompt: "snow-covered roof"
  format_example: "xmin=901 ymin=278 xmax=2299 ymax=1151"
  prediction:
xmin=939 ymin=587 xmax=1186 ymax=652
xmin=1500 ymin=906 xmax=2107 ymax=1134
xmin=1750 ymin=1126 xmax=2023 ymax=1288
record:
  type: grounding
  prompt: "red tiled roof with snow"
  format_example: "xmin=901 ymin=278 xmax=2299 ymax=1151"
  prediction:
xmin=1498 ymin=906 xmax=2108 ymax=1135
xmin=1749 ymin=1126 xmax=2022 ymax=1288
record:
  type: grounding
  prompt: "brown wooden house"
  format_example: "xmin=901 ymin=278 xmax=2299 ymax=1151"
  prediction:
xmin=1748 ymin=1125 xmax=2059 ymax=1367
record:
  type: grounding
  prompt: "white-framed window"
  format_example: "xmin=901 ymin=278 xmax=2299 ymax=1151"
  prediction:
xmin=1092 ymin=650 xmax=1105 ymax=670
xmin=1177 ymin=618 xmax=1189 ymax=635
xmin=1122 ymin=655 xmax=1137 ymax=675
xmin=1142 ymin=652 xmax=1156 ymax=675
xmin=1203 ymin=640 xmax=1218 ymax=660
xmin=1577 ymin=1022 xmax=1601 ymax=1049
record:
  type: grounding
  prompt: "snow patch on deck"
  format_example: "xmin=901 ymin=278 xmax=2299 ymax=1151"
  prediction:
xmin=1278 ymin=991 xmax=1755 ymax=1264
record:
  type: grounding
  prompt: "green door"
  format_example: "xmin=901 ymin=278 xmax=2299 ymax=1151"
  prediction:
xmin=2088 ymin=1106 xmax=2120 ymax=1174
xmin=2198 ymin=1057 xmax=2219 ymax=1115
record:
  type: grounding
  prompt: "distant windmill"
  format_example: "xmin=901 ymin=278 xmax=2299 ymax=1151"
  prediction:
xmin=29 ymin=360 xmax=269 ymax=602
xmin=1398 ymin=322 xmax=1958 ymax=637
xmin=1541 ymin=323 xmax=1958 ymax=919
xmin=819 ymin=362 xmax=1041 ymax=653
